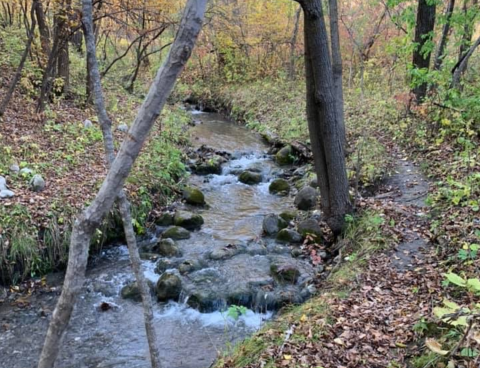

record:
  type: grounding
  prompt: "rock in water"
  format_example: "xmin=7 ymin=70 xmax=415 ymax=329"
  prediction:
xmin=156 ymin=272 xmax=182 ymax=302
xmin=30 ymin=174 xmax=46 ymax=192
xmin=174 ymin=211 xmax=204 ymax=231
xmin=262 ymin=214 xmax=288 ymax=236
xmin=193 ymin=155 xmax=223 ymax=175
xmin=294 ymin=186 xmax=318 ymax=210
xmin=152 ymin=238 xmax=182 ymax=257
xmin=279 ymin=210 xmax=297 ymax=222
xmin=276 ymin=229 xmax=302 ymax=244
xmin=275 ymin=145 xmax=295 ymax=166
xmin=238 ymin=171 xmax=262 ymax=185
xmin=121 ymin=283 xmax=142 ymax=302
xmin=162 ymin=226 xmax=191 ymax=240
xmin=270 ymin=262 xmax=300 ymax=283
xmin=182 ymin=187 xmax=206 ymax=206
xmin=297 ymin=218 xmax=323 ymax=240
xmin=269 ymin=178 xmax=290 ymax=195
xmin=155 ymin=212 xmax=175 ymax=226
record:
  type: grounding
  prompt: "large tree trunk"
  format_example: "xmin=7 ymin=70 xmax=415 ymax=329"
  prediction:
xmin=433 ymin=0 xmax=455 ymax=70
xmin=0 ymin=0 xmax=37 ymax=116
xmin=328 ymin=0 xmax=346 ymax=146
xmin=82 ymin=0 xmax=161 ymax=365
xmin=298 ymin=0 xmax=351 ymax=235
xmin=55 ymin=0 xmax=71 ymax=95
xmin=35 ymin=0 xmax=50 ymax=57
xmin=36 ymin=1 xmax=207 ymax=367
xmin=412 ymin=0 xmax=436 ymax=103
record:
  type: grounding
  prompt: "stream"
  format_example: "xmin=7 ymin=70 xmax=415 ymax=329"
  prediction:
xmin=0 ymin=110 xmax=316 ymax=368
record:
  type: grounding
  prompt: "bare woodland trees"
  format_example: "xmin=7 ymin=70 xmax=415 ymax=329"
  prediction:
xmin=37 ymin=0 xmax=207 ymax=367
xmin=296 ymin=0 xmax=351 ymax=234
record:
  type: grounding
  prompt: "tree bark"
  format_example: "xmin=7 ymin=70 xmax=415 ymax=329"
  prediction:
xmin=288 ymin=6 xmax=301 ymax=80
xmin=298 ymin=0 xmax=351 ymax=235
xmin=328 ymin=0 xmax=346 ymax=146
xmin=35 ymin=0 xmax=50 ymax=57
xmin=82 ymin=0 xmax=161 ymax=365
xmin=0 ymin=0 xmax=37 ymax=116
xmin=433 ymin=0 xmax=455 ymax=70
xmin=36 ymin=0 xmax=207 ymax=367
xmin=412 ymin=0 xmax=437 ymax=103
xmin=456 ymin=0 xmax=478 ymax=81
xmin=452 ymin=34 xmax=480 ymax=87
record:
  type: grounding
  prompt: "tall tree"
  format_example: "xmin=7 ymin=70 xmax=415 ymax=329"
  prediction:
xmin=433 ymin=0 xmax=455 ymax=70
xmin=455 ymin=0 xmax=478 ymax=83
xmin=296 ymin=0 xmax=351 ymax=235
xmin=82 ymin=0 xmax=161 ymax=365
xmin=37 ymin=0 xmax=208 ymax=367
xmin=412 ymin=0 xmax=437 ymax=102
xmin=328 ymin=0 xmax=345 ymax=146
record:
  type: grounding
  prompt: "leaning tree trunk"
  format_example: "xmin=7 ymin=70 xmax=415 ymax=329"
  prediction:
xmin=298 ymin=0 xmax=351 ymax=234
xmin=328 ymin=0 xmax=346 ymax=147
xmin=433 ymin=0 xmax=455 ymax=70
xmin=82 ymin=0 xmax=161 ymax=365
xmin=0 ymin=0 xmax=37 ymax=116
xmin=452 ymin=34 xmax=480 ymax=88
xmin=412 ymin=0 xmax=436 ymax=103
xmin=36 ymin=1 xmax=207 ymax=367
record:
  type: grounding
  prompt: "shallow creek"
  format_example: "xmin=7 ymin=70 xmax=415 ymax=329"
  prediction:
xmin=0 ymin=110 xmax=315 ymax=368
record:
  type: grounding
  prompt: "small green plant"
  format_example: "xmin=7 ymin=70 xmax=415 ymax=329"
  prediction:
xmin=457 ymin=243 xmax=479 ymax=262
xmin=226 ymin=305 xmax=248 ymax=321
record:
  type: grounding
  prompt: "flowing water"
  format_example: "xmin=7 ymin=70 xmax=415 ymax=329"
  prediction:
xmin=0 ymin=110 xmax=315 ymax=368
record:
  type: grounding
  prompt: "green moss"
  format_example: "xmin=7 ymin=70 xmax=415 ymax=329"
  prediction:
xmin=269 ymin=178 xmax=290 ymax=195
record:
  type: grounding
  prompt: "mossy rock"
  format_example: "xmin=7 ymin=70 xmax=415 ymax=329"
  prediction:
xmin=275 ymin=145 xmax=295 ymax=166
xmin=174 ymin=211 xmax=204 ymax=231
xmin=276 ymin=229 xmax=302 ymax=244
xmin=270 ymin=262 xmax=300 ymax=283
xmin=279 ymin=210 xmax=297 ymax=222
xmin=294 ymin=186 xmax=318 ymax=211
xmin=269 ymin=178 xmax=290 ymax=196
xmin=262 ymin=214 xmax=288 ymax=236
xmin=162 ymin=226 xmax=191 ymax=240
xmin=238 ymin=171 xmax=262 ymax=185
xmin=182 ymin=187 xmax=206 ymax=206
xmin=152 ymin=238 xmax=182 ymax=257
xmin=155 ymin=212 xmax=175 ymax=226
xmin=193 ymin=155 xmax=223 ymax=175
xmin=121 ymin=283 xmax=142 ymax=302
xmin=297 ymin=218 xmax=323 ymax=240
xmin=156 ymin=272 xmax=182 ymax=302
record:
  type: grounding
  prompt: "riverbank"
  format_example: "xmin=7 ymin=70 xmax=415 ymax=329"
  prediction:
xmin=0 ymin=80 xmax=191 ymax=284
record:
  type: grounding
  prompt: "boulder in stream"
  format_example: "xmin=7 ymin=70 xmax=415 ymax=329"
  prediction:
xmin=275 ymin=145 xmax=295 ymax=166
xmin=155 ymin=212 xmax=175 ymax=226
xmin=156 ymin=272 xmax=182 ymax=302
xmin=152 ymin=238 xmax=182 ymax=257
xmin=262 ymin=214 xmax=288 ymax=236
xmin=279 ymin=210 xmax=297 ymax=222
xmin=174 ymin=211 xmax=204 ymax=231
xmin=192 ymin=155 xmax=223 ymax=175
xmin=269 ymin=178 xmax=290 ymax=196
xmin=270 ymin=261 xmax=300 ymax=283
xmin=182 ymin=187 xmax=206 ymax=206
xmin=121 ymin=283 xmax=142 ymax=302
xmin=162 ymin=226 xmax=191 ymax=240
xmin=294 ymin=186 xmax=318 ymax=210
xmin=276 ymin=229 xmax=302 ymax=244
xmin=238 ymin=170 xmax=262 ymax=185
